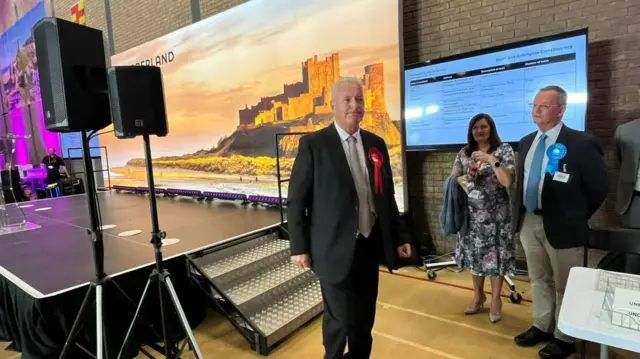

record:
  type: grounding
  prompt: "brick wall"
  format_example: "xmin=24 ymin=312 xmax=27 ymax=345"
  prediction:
xmin=53 ymin=0 xmax=110 ymax=56
xmin=404 ymin=0 xmax=640 ymax=263
xmin=201 ymin=0 xmax=249 ymax=19
xmin=110 ymin=0 xmax=191 ymax=53
xmin=50 ymin=0 xmax=247 ymax=55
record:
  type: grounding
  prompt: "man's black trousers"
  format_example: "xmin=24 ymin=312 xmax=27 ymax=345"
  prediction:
xmin=320 ymin=225 xmax=381 ymax=359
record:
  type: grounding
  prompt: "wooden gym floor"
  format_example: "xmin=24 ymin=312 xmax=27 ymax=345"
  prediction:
xmin=1 ymin=266 xmax=635 ymax=359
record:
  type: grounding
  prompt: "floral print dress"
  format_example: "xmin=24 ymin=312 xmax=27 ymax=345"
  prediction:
xmin=452 ymin=143 xmax=516 ymax=277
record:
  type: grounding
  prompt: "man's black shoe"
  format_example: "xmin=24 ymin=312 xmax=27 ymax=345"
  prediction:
xmin=514 ymin=326 xmax=554 ymax=347
xmin=539 ymin=339 xmax=576 ymax=359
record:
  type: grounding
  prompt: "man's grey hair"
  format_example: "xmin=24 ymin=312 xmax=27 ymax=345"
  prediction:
xmin=331 ymin=77 xmax=363 ymax=101
xmin=538 ymin=85 xmax=568 ymax=106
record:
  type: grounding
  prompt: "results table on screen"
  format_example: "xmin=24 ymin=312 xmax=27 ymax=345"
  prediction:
xmin=404 ymin=51 xmax=585 ymax=147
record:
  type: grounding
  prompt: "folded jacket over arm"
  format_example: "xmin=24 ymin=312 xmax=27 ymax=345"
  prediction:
xmin=439 ymin=175 xmax=469 ymax=236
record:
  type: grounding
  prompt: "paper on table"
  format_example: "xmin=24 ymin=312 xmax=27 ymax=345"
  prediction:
xmin=612 ymin=287 xmax=640 ymax=317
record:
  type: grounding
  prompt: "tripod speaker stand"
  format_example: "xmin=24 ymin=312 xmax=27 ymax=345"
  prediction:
xmin=108 ymin=66 xmax=202 ymax=359
xmin=59 ymin=130 xmax=109 ymax=359
xmin=32 ymin=16 xmax=117 ymax=359
xmin=117 ymin=135 xmax=202 ymax=359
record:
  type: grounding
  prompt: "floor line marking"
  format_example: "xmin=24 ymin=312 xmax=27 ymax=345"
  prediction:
xmin=377 ymin=301 xmax=514 ymax=340
xmin=372 ymin=330 xmax=466 ymax=359
xmin=381 ymin=270 xmax=533 ymax=303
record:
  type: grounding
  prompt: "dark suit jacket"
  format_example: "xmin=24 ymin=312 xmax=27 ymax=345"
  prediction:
xmin=512 ymin=124 xmax=609 ymax=249
xmin=615 ymin=119 xmax=640 ymax=215
xmin=287 ymin=124 xmax=410 ymax=284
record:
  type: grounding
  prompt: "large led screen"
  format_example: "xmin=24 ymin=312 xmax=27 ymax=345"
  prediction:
xmin=404 ymin=29 xmax=588 ymax=150
xmin=106 ymin=0 xmax=405 ymax=211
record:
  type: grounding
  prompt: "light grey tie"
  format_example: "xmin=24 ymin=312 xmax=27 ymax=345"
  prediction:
xmin=346 ymin=136 xmax=373 ymax=237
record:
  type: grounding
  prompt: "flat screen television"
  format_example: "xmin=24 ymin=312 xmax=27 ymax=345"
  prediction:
xmin=402 ymin=29 xmax=588 ymax=151
xmin=60 ymin=132 xmax=102 ymax=159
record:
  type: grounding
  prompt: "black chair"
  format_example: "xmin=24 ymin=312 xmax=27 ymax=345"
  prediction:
xmin=580 ymin=227 xmax=640 ymax=358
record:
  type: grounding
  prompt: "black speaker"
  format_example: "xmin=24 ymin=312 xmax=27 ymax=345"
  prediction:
xmin=107 ymin=66 xmax=168 ymax=139
xmin=1 ymin=169 xmax=22 ymax=190
xmin=33 ymin=17 xmax=111 ymax=132
xmin=1 ymin=169 xmax=25 ymax=203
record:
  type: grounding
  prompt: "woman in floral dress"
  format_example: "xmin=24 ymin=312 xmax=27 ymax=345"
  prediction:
xmin=451 ymin=113 xmax=516 ymax=323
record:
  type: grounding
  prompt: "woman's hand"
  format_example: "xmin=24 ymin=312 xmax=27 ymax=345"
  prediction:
xmin=471 ymin=151 xmax=497 ymax=165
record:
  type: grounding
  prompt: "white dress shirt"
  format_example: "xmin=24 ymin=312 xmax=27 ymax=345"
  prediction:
xmin=523 ymin=121 xmax=564 ymax=209
xmin=335 ymin=122 xmax=368 ymax=178
xmin=334 ymin=122 xmax=377 ymax=226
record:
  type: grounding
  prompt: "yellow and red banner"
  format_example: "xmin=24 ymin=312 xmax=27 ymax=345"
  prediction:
xmin=70 ymin=1 xmax=86 ymax=25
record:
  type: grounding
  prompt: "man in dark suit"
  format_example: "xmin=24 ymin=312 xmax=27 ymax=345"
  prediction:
xmin=512 ymin=86 xmax=609 ymax=359
xmin=287 ymin=77 xmax=412 ymax=359
xmin=615 ymin=118 xmax=640 ymax=229
xmin=614 ymin=118 xmax=640 ymax=274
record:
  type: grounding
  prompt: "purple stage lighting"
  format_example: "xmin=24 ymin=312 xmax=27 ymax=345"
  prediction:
xmin=112 ymin=186 xmax=290 ymax=208
xmin=202 ymin=191 xmax=247 ymax=201
xmin=33 ymin=102 xmax=61 ymax=156
xmin=166 ymin=188 xmax=202 ymax=197
xmin=8 ymin=108 xmax=30 ymax=165
xmin=248 ymin=195 xmax=286 ymax=205
xmin=113 ymin=185 xmax=138 ymax=192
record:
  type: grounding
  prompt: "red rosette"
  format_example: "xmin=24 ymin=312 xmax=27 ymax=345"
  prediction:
xmin=368 ymin=147 xmax=384 ymax=195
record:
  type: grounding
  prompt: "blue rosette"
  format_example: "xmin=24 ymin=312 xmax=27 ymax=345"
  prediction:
xmin=546 ymin=161 xmax=559 ymax=176
xmin=546 ymin=143 xmax=567 ymax=175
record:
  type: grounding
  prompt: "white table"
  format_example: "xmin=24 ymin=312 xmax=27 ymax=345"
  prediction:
xmin=559 ymin=267 xmax=640 ymax=359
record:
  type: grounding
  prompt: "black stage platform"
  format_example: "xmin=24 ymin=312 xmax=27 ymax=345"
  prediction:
xmin=0 ymin=191 xmax=281 ymax=358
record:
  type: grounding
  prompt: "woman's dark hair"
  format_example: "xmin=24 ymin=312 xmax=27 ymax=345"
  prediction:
xmin=464 ymin=113 xmax=502 ymax=156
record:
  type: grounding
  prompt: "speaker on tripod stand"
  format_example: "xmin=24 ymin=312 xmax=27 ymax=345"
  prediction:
xmin=33 ymin=17 xmax=114 ymax=359
xmin=107 ymin=65 xmax=202 ymax=359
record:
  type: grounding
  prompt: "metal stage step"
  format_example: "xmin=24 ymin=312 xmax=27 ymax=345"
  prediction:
xmin=187 ymin=226 xmax=323 ymax=355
